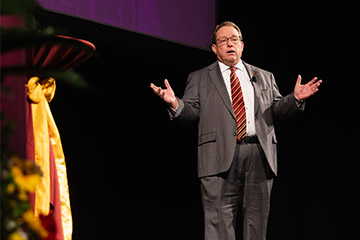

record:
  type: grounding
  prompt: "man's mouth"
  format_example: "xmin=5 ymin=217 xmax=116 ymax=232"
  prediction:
xmin=227 ymin=50 xmax=235 ymax=54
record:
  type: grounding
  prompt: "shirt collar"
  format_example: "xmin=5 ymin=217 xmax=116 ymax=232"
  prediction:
xmin=218 ymin=60 xmax=244 ymax=73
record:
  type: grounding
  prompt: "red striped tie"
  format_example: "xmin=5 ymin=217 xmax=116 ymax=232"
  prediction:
xmin=230 ymin=67 xmax=247 ymax=141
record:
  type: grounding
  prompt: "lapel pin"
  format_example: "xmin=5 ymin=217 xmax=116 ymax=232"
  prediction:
xmin=251 ymin=72 xmax=258 ymax=82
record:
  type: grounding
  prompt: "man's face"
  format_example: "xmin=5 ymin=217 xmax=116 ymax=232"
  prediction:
xmin=211 ymin=26 xmax=244 ymax=66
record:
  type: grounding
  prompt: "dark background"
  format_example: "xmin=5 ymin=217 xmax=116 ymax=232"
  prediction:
xmin=34 ymin=1 xmax=356 ymax=239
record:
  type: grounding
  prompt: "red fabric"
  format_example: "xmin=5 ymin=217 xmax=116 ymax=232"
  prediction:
xmin=26 ymin=99 xmax=36 ymax=212
xmin=0 ymin=15 xmax=27 ymax=158
xmin=49 ymin=138 xmax=64 ymax=240
xmin=32 ymin=35 xmax=95 ymax=70
xmin=40 ymin=214 xmax=57 ymax=240
xmin=230 ymin=67 xmax=247 ymax=141
xmin=1 ymin=15 xmax=94 ymax=239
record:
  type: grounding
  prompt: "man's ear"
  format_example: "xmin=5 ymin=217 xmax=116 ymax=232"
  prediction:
xmin=211 ymin=44 xmax=217 ymax=54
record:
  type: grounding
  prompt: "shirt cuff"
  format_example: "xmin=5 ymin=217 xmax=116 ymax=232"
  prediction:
xmin=293 ymin=95 xmax=305 ymax=107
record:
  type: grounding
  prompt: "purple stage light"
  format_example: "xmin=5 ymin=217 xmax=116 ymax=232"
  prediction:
xmin=37 ymin=0 xmax=215 ymax=50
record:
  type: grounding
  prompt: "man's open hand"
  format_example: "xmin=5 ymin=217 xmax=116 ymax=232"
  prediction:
xmin=150 ymin=79 xmax=178 ymax=109
xmin=294 ymin=75 xmax=323 ymax=101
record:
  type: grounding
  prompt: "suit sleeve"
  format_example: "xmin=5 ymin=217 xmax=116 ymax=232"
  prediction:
xmin=168 ymin=71 xmax=200 ymax=123
xmin=271 ymin=73 xmax=304 ymax=120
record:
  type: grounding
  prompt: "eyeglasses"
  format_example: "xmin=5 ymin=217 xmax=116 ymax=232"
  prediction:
xmin=216 ymin=36 xmax=242 ymax=46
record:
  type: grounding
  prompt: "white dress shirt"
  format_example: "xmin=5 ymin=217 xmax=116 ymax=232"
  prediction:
xmin=218 ymin=60 xmax=256 ymax=136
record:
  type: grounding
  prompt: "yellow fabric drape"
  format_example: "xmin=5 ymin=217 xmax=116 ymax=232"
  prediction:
xmin=26 ymin=77 xmax=72 ymax=240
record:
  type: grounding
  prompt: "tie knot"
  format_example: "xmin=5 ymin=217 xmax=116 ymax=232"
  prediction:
xmin=230 ymin=66 xmax=236 ymax=73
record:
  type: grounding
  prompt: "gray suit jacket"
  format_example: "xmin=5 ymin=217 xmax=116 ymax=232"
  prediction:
xmin=170 ymin=61 xmax=304 ymax=177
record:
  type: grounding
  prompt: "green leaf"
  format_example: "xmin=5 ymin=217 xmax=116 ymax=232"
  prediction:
xmin=45 ymin=70 xmax=89 ymax=88
xmin=0 ymin=0 xmax=39 ymax=26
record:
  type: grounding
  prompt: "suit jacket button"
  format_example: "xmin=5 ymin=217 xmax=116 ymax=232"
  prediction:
xmin=233 ymin=132 xmax=237 ymax=136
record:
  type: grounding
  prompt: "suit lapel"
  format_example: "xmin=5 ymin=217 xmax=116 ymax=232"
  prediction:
xmin=208 ymin=62 xmax=235 ymax=118
xmin=243 ymin=61 xmax=260 ymax=116
xmin=208 ymin=61 xmax=262 ymax=119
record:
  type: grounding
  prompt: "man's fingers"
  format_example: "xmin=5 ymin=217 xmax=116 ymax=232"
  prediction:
xmin=150 ymin=83 xmax=162 ymax=96
xmin=296 ymin=74 xmax=302 ymax=86
xmin=151 ymin=79 xmax=171 ymax=91
xmin=150 ymin=83 xmax=156 ymax=92
xmin=312 ymin=79 xmax=322 ymax=92
xmin=313 ymin=79 xmax=322 ymax=88
xmin=151 ymin=79 xmax=176 ymax=103
xmin=164 ymin=79 xmax=171 ymax=89
xmin=150 ymin=83 xmax=157 ymax=91
xmin=297 ymin=75 xmax=322 ymax=88
xmin=307 ymin=77 xmax=318 ymax=86
xmin=150 ymin=83 xmax=160 ymax=90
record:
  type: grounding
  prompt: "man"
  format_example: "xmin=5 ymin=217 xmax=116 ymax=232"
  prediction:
xmin=150 ymin=21 xmax=322 ymax=240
